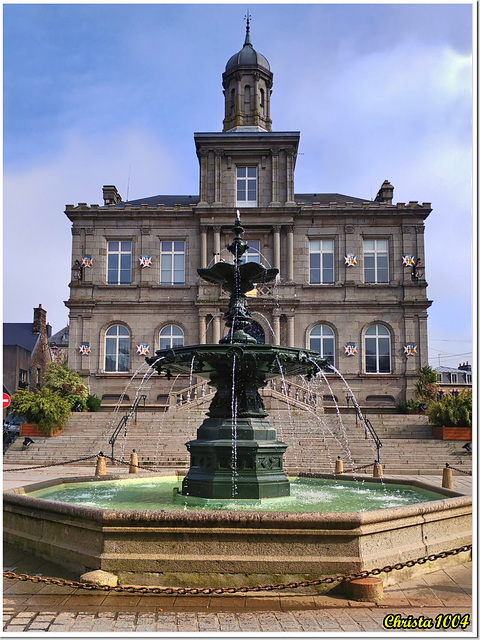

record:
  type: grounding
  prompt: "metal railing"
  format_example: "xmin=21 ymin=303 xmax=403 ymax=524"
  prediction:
xmin=108 ymin=394 xmax=147 ymax=460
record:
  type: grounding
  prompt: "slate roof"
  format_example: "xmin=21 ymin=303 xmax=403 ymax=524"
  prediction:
xmin=108 ymin=193 xmax=371 ymax=209
xmin=48 ymin=326 xmax=69 ymax=348
xmin=3 ymin=323 xmax=39 ymax=353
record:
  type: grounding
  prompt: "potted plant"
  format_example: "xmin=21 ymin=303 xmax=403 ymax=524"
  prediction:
xmin=10 ymin=388 xmax=72 ymax=436
xmin=427 ymin=390 xmax=472 ymax=440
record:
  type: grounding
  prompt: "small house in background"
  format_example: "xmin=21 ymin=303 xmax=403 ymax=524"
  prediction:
xmin=3 ymin=305 xmax=52 ymax=395
xmin=435 ymin=362 xmax=472 ymax=397
xmin=48 ymin=326 xmax=69 ymax=364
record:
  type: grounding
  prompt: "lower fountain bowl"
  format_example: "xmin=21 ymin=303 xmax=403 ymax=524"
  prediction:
xmin=3 ymin=473 xmax=471 ymax=589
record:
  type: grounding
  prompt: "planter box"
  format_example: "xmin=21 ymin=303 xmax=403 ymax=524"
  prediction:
xmin=431 ymin=426 xmax=472 ymax=441
xmin=19 ymin=423 xmax=64 ymax=437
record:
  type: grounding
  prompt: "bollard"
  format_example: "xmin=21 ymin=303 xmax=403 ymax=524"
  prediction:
xmin=442 ymin=464 xmax=453 ymax=489
xmin=95 ymin=452 xmax=107 ymax=476
xmin=345 ymin=577 xmax=384 ymax=602
xmin=373 ymin=461 xmax=383 ymax=478
xmin=335 ymin=457 xmax=343 ymax=474
xmin=129 ymin=449 xmax=139 ymax=474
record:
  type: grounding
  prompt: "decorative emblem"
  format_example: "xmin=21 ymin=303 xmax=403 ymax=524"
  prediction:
xmin=345 ymin=255 xmax=357 ymax=266
xmin=81 ymin=256 xmax=93 ymax=268
xmin=344 ymin=343 xmax=357 ymax=356
xmin=79 ymin=344 xmax=91 ymax=355
xmin=139 ymin=255 xmax=152 ymax=268
xmin=136 ymin=344 xmax=149 ymax=355
xmin=404 ymin=344 xmax=417 ymax=356
xmin=402 ymin=255 xmax=415 ymax=266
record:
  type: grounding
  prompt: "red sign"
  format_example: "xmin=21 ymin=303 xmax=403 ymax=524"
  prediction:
xmin=3 ymin=393 xmax=11 ymax=410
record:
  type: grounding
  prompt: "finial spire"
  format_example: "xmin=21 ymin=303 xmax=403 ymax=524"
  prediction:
xmin=244 ymin=10 xmax=252 ymax=46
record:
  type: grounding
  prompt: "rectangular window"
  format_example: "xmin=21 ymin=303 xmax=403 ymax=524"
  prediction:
xmin=160 ymin=241 xmax=185 ymax=285
xmin=364 ymin=239 xmax=389 ymax=283
xmin=241 ymin=240 xmax=261 ymax=264
xmin=236 ymin=166 xmax=257 ymax=207
xmin=309 ymin=240 xmax=334 ymax=284
xmin=18 ymin=369 xmax=28 ymax=389
xmin=466 ymin=374 xmax=472 ymax=384
xmin=107 ymin=241 xmax=132 ymax=284
xmin=450 ymin=373 xmax=458 ymax=384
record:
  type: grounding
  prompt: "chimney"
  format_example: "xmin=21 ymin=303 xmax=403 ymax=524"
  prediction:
xmin=102 ymin=185 xmax=122 ymax=205
xmin=374 ymin=180 xmax=394 ymax=205
xmin=32 ymin=304 xmax=47 ymax=334
xmin=458 ymin=362 xmax=471 ymax=371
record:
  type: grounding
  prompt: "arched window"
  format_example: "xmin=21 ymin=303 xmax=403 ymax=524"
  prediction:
xmin=159 ymin=325 xmax=184 ymax=350
xmin=308 ymin=325 xmax=335 ymax=367
xmin=260 ymin=88 xmax=265 ymax=108
xmin=365 ymin=324 xmax=391 ymax=373
xmin=244 ymin=85 xmax=251 ymax=114
xmin=105 ymin=325 xmax=130 ymax=372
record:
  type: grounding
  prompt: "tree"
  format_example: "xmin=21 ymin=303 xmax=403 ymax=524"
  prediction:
xmin=42 ymin=362 xmax=88 ymax=411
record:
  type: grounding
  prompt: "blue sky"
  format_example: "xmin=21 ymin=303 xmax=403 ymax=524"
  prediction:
xmin=3 ymin=3 xmax=473 ymax=368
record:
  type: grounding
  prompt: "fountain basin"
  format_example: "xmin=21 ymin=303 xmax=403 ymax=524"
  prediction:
xmin=3 ymin=474 xmax=471 ymax=588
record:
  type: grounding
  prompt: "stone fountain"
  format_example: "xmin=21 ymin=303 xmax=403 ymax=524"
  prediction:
xmin=3 ymin=217 xmax=472 ymax=587
xmin=146 ymin=216 xmax=328 ymax=499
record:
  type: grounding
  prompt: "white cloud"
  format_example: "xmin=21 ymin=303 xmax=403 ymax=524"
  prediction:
xmin=4 ymin=128 xmax=188 ymax=331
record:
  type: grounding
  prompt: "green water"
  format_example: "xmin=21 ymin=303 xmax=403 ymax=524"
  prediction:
xmin=28 ymin=476 xmax=446 ymax=513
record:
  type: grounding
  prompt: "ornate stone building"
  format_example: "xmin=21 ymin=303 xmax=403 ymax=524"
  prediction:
xmin=65 ymin=23 xmax=432 ymax=410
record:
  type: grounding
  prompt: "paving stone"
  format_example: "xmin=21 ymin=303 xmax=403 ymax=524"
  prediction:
xmin=197 ymin=613 xmax=219 ymax=632
xmin=236 ymin=612 xmax=262 ymax=632
xmin=257 ymin=611 xmax=283 ymax=632
xmin=274 ymin=611 xmax=303 ymax=631
xmin=176 ymin=612 xmax=198 ymax=631
xmin=217 ymin=612 xmax=240 ymax=632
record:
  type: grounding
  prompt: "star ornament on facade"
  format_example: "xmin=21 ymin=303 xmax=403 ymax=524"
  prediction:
xmin=136 ymin=344 xmax=149 ymax=355
xmin=81 ymin=256 xmax=93 ymax=268
xmin=79 ymin=344 xmax=91 ymax=355
xmin=344 ymin=343 xmax=357 ymax=356
xmin=402 ymin=255 xmax=415 ymax=266
xmin=404 ymin=344 xmax=417 ymax=356
xmin=345 ymin=255 xmax=356 ymax=266
xmin=139 ymin=255 xmax=153 ymax=268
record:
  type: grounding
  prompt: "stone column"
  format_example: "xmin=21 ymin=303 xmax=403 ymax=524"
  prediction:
xmin=287 ymin=315 xmax=295 ymax=347
xmin=286 ymin=226 xmax=294 ymax=282
xmin=285 ymin=148 xmax=296 ymax=206
xmin=270 ymin=150 xmax=280 ymax=206
xmin=213 ymin=226 xmax=221 ymax=263
xmin=273 ymin=225 xmax=281 ymax=272
xmin=198 ymin=314 xmax=207 ymax=345
xmin=198 ymin=150 xmax=209 ymax=206
xmin=213 ymin=151 xmax=223 ymax=206
xmin=200 ymin=226 xmax=208 ymax=267
xmin=273 ymin=313 xmax=281 ymax=345
xmin=213 ymin=315 xmax=221 ymax=344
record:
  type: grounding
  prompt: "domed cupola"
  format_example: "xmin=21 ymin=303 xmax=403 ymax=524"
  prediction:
xmin=222 ymin=16 xmax=273 ymax=132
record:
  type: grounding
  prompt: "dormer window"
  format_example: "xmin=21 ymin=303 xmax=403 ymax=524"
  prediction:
xmin=236 ymin=166 xmax=257 ymax=207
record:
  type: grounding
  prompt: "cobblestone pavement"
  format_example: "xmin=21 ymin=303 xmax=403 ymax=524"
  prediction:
xmin=3 ymin=467 xmax=474 ymax=634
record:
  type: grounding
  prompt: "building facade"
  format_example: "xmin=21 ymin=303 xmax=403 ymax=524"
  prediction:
xmin=65 ymin=24 xmax=432 ymax=409
xmin=3 ymin=305 xmax=52 ymax=396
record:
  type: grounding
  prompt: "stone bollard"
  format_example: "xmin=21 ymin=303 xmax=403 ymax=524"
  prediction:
xmin=345 ymin=577 xmax=384 ymax=602
xmin=442 ymin=464 xmax=453 ymax=489
xmin=95 ymin=452 xmax=107 ymax=476
xmin=335 ymin=457 xmax=343 ymax=474
xmin=129 ymin=449 xmax=139 ymax=474
xmin=373 ymin=461 xmax=383 ymax=478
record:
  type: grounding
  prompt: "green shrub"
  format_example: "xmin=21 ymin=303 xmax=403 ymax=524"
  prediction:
xmin=86 ymin=394 xmax=101 ymax=412
xmin=427 ymin=390 xmax=472 ymax=428
xmin=415 ymin=365 xmax=438 ymax=404
xmin=9 ymin=388 xmax=72 ymax=435
xmin=43 ymin=362 xmax=88 ymax=411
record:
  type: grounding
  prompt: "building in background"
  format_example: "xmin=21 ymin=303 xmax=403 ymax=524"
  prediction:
xmin=65 ymin=23 xmax=432 ymax=409
xmin=435 ymin=362 xmax=472 ymax=397
xmin=48 ymin=326 xmax=69 ymax=364
xmin=3 ymin=305 xmax=52 ymax=395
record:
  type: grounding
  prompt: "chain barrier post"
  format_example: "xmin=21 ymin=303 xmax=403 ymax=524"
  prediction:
xmin=442 ymin=463 xmax=454 ymax=489
xmin=95 ymin=452 xmax=107 ymax=476
xmin=373 ymin=461 xmax=383 ymax=478
xmin=335 ymin=456 xmax=343 ymax=474
xmin=129 ymin=450 xmax=139 ymax=474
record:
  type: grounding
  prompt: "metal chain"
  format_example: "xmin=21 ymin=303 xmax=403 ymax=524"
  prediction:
xmin=447 ymin=465 xmax=472 ymax=476
xmin=2 ymin=544 xmax=472 ymax=596
xmin=104 ymin=454 xmax=163 ymax=473
xmin=340 ymin=462 xmax=376 ymax=473
xmin=3 ymin=455 xmax=98 ymax=473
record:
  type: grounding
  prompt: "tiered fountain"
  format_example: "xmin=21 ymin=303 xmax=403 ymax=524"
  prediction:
xmin=146 ymin=215 xmax=327 ymax=499
xmin=3 ymin=217 xmax=472 ymax=587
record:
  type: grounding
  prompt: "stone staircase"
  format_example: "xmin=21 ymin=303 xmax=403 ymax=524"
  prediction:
xmin=4 ymin=406 xmax=472 ymax=476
